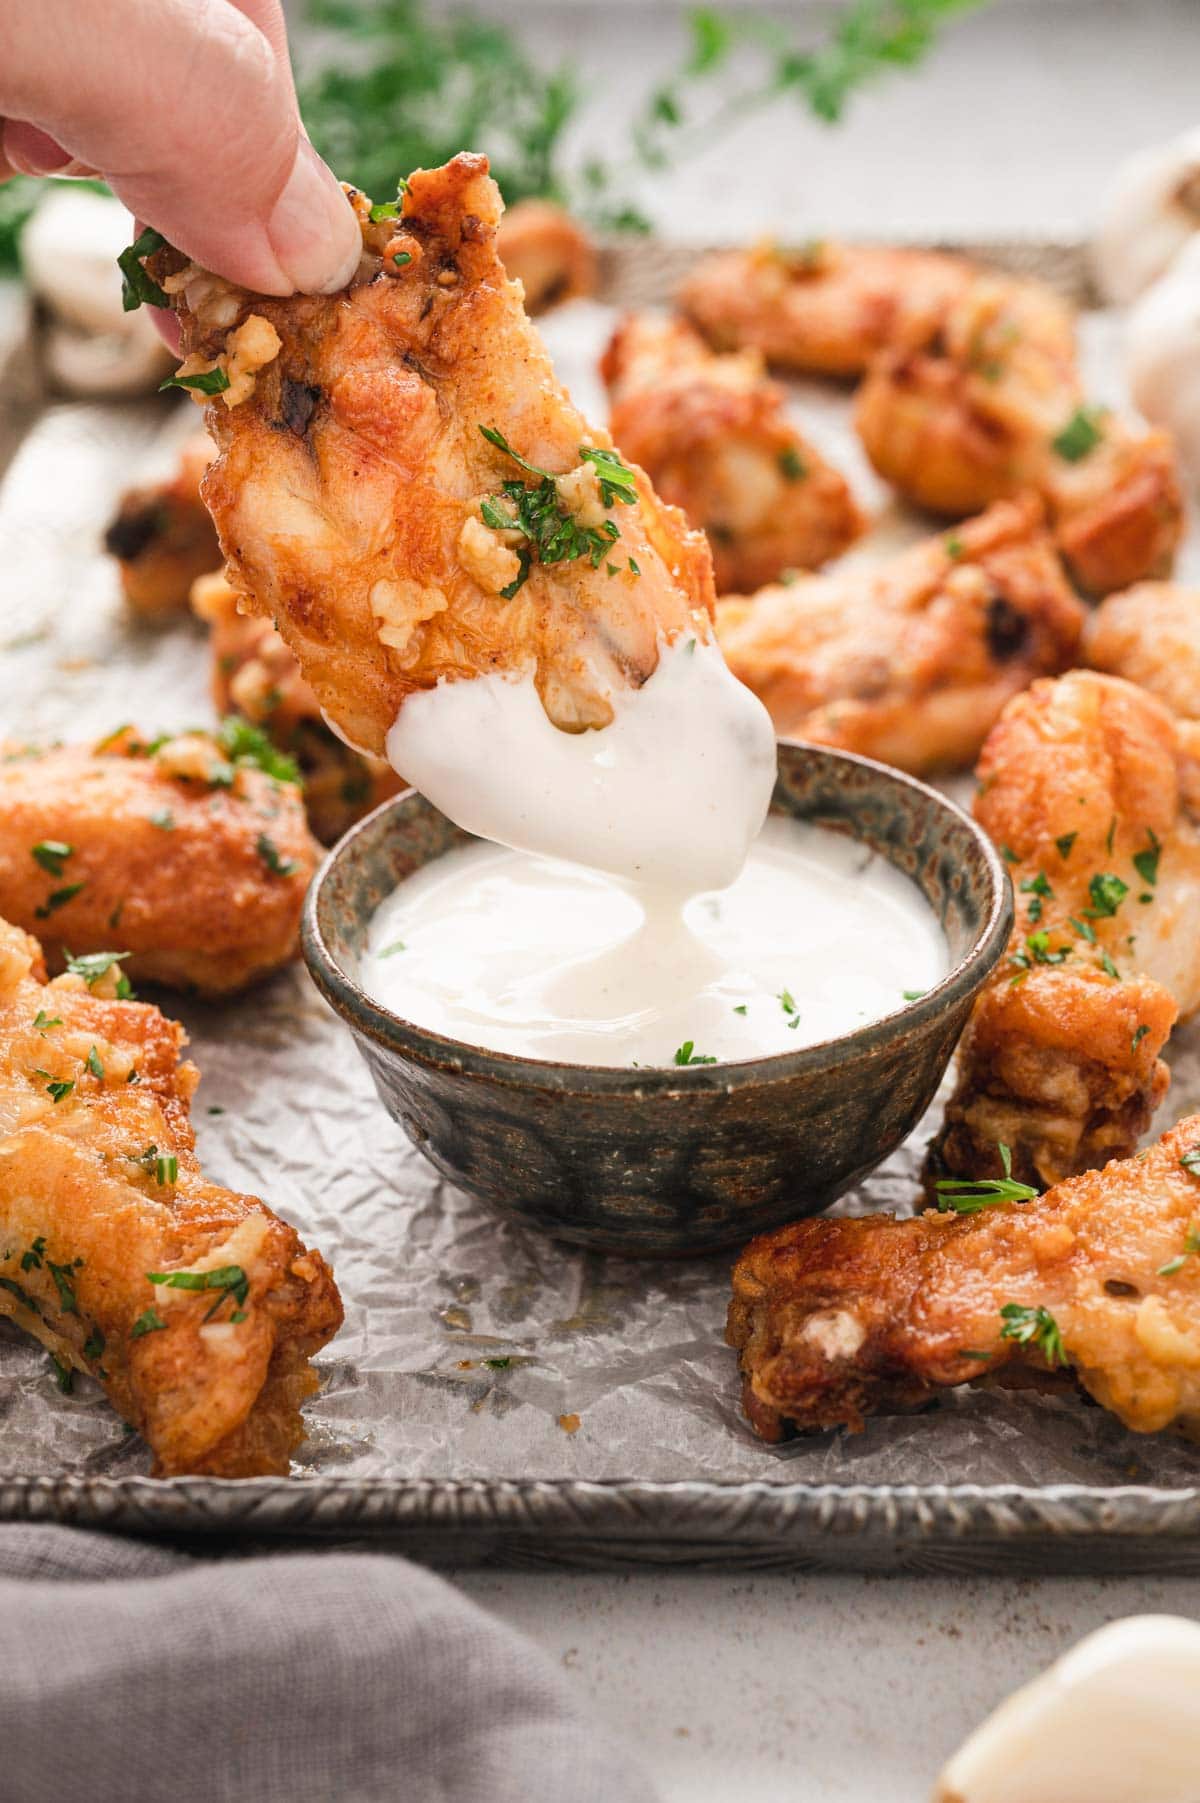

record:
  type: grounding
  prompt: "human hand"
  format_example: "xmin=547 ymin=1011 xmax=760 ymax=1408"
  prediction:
xmin=0 ymin=0 xmax=361 ymax=298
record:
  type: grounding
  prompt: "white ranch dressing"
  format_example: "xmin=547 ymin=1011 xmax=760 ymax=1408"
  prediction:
xmin=385 ymin=636 xmax=777 ymax=893
xmin=361 ymin=813 xmax=948 ymax=1067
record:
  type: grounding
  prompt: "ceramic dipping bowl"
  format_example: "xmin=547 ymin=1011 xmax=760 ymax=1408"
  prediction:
xmin=302 ymin=742 xmax=1012 ymax=1256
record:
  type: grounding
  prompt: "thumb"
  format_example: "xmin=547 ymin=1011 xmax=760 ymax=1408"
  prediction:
xmin=0 ymin=0 xmax=361 ymax=296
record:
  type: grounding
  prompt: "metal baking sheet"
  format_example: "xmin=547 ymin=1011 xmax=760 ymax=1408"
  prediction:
xmin=1 ymin=242 xmax=1199 ymax=1570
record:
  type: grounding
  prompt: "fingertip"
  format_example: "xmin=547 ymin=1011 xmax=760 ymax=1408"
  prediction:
xmin=265 ymin=138 xmax=362 ymax=295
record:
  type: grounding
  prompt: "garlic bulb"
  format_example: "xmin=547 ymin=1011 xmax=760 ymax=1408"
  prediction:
xmin=934 ymin=1615 xmax=1200 ymax=1803
xmin=1095 ymin=127 xmax=1200 ymax=306
xmin=19 ymin=185 xmax=172 ymax=396
xmin=1126 ymin=234 xmax=1200 ymax=478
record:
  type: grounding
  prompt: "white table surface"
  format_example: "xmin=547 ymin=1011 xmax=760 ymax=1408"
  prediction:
xmin=445 ymin=6 xmax=1200 ymax=1799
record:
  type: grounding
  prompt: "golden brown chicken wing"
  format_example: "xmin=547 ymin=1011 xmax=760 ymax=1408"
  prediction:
xmin=929 ymin=671 xmax=1200 ymax=1193
xmin=714 ymin=498 xmax=1083 ymax=774
xmin=1084 ymin=581 xmax=1200 ymax=721
xmin=148 ymin=154 xmax=716 ymax=754
xmin=854 ymin=274 xmax=1183 ymax=596
xmin=601 ymin=311 xmax=864 ymax=592
xmin=103 ymin=433 xmax=219 ymax=622
xmin=0 ymin=727 xmax=319 ymax=994
xmin=497 ymin=199 xmax=598 ymax=314
xmin=191 ymin=571 xmax=403 ymax=845
xmin=0 ymin=915 xmax=341 ymax=1474
xmin=678 ymin=239 xmax=972 ymax=376
xmin=728 ymin=1114 xmax=1200 ymax=1443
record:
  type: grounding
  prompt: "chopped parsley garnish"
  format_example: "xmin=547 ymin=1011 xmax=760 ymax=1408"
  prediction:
xmin=777 ymin=988 xmax=800 ymax=1028
xmin=733 ymin=1003 xmax=748 ymax=1015
xmin=149 ymin=808 xmax=175 ymax=831
xmin=1019 ymin=871 xmax=1052 ymax=922
xmin=944 ymin=535 xmax=964 ymax=559
xmin=83 ymin=1327 xmax=105 ymax=1363
xmin=31 ymin=840 xmax=72 ymax=877
xmin=581 ymin=445 xmax=639 ymax=506
xmin=1055 ymin=832 xmax=1077 ymax=860
xmin=902 ymin=988 xmax=926 ymax=1001
xmin=1179 ymin=1146 xmax=1200 ymax=1176
xmin=1084 ymin=872 xmax=1129 ymax=919
xmin=85 ymin=1046 xmax=104 ymax=1081
xmin=1105 ymin=816 xmax=1116 ymax=855
xmin=256 ymin=833 xmax=298 ymax=877
xmin=32 ymin=1011 xmax=61 ymax=1034
xmin=1000 ymin=845 xmax=1019 ymax=864
xmin=934 ymin=1142 xmax=1039 ymax=1213
xmin=63 ymin=950 xmax=133 ymax=999
xmin=1051 ymin=406 xmax=1104 ymax=463
xmin=368 ymin=196 xmax=401 ymax=223
xmin=46 ymin=1080 xmax=74 ymax=1104
xmin=672 ymin=1040 xmax=717 ymax=1066
xmin=117 ymin=226 xmax=168 ymax=312
xmin=147 ymin=1263 xmax=249 ymax=1323
xmin=999 ymin=1303 xmax=1067 ymax=1366
xmin=34 ymin=882 xmax=84 ymax=919
xmin=1132 ymin=1024 xmax=1150 ymax=1054
xmin=777 ymin=446 xmax=808 ymax=482
xmin=47 ymin=1256 xmax=81 ymax=1315
xmin=211 ymin=715 xmax=300 ymax=787
xmin=0 ymin=1275 xmax=40 ymax=1317
xmin=484 ymin=1356 xmax=511 ymax=1370
xmin=130 ymin=1307 xmax=166 ymax=1338
xmin=20 ymin=1235 xmax=45 ymax=1273
xmin=378 ymin=940 xmax=406 ymax=958
xmin=628 ymin=557 xmax=640 ymax=576
xmin=137 ymin=1145 xmax=177 ymax=1186
xmin=477 ymin=425 xmax=635 ymax=598
xmin=159 ymin=367 xmax=231 ymax=396
xmin=1068 ymin=915 xmax=1095 ymax=944
xmin=1010 ymin=930 xmax=1070 ymax=975
xmin=1158 ymin=1226 xmax=1200 ymax=1277
xmin=1133 ymin=830 xmax=1160 ymax=888
xmin=50 ymin=1354 xmax=73 ymax=1394
xmin=1098 ymin=949 xmax=1120 ymax=980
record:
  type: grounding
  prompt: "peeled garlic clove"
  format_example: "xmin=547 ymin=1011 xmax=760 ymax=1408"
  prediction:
xmin=934 ymin=1615 xmax=1200 ymax=1803
xmin=1095 ymin=126 xmax=1200 ymax=306
xmin=1125 ymin=235 xmax=1200 ymax=479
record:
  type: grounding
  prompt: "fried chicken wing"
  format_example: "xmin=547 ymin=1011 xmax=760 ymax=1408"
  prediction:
xmin=728 ymin=1115 xmax=1200 ymax=1442
xmin=679 ymin=239 xmax=972 ymax=376
xmin=192 ymin=571 xmax=403 ymax=845
xmin=601 ymin=312 xmax=864 ymax=593
xmin=929 ymin=671 xmax=1200 ymax=1192
xmin=1084 ymin=581 xmax=1200 ymax=721
xmin=496 ymin=199 xmax=598 ymax=314
xmin=0 ymin=916 xmax=341 ymax=1474
xmin=103 ymin=433 xmax=219 ymax=622
xmin=854 ymin=274 xmax=1184 ymax=596
xmin=714 ymin=497 xmax=1083 ymax=774
xmin=0 ymin=727 xmax=319 ymax=994
xmin=152 ymin=154 xmax=717 ymax=754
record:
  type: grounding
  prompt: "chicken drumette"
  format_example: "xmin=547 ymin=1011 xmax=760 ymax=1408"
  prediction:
xmin=729 ymin=1115 xmax=1200 ymax=1444
xmin=1084 ymin=581 xmax=1200 ymax=722
xmin=929 ymin=671 xmax=1200 ymax=1194
xmin=714 ymin=497 xmax=1083 ymax=774
xmin=103 ymin=433 xmax=219 ymax=622
xmin=601 ymin=311 xmax=863 ymax=593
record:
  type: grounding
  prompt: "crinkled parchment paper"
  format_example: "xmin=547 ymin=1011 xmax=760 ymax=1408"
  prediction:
xmin=1 ymin=303 xmax=1198 ymax=1495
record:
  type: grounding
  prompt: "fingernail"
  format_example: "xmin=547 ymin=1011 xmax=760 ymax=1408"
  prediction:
xmin=266 ymin=139 xmax=362 ymax=294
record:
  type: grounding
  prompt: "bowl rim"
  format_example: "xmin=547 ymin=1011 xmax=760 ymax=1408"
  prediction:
xmin=301 ymin=740 xmax=1013 ymax=1094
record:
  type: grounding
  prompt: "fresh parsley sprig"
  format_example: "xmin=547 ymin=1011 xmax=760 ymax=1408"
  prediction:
xmin=999 ymin=1302 xmax=1066 ymax=1367
xmin=934 ymin=1142 xmax=1039 ymax=1213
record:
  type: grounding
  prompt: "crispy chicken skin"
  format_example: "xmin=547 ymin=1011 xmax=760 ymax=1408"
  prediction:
xmin=1084 ymin=582 xmax=1200 ymax=722
xmin=0 ymin=728 xmax=319 ymax=995
xmin=714 ymin=497 xmax=1083 ymax=774
xmin=929 ymin=672 xmax=1200 ymax=1193
xmin=153 ymin=153 xmax=715 ymax=752
xmin=679 ymin=239 xmax=972 ymax=377
xmin=103 ymin=434 xmax=219 ymax=622
xmin=191 ymin=571 xmax=403 ymax=845
xmin=855 ymin=274 xmax=1184 ymax=596
xmin=728 ymin=1115 xmax=1200 ymax=1443
xmin=601 ymin=312 xmax=864 ymax=593
xmin=0 ymin=917 xmax=341 ymax=1474
xmin=496 ymin=199 xmax=598 ymax=314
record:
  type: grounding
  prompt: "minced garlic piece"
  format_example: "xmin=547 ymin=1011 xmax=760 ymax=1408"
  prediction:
xmin=458 ymin=515 xmax=523 ymax=595
xmin=554 ymin=460 xmax=608 ymax=529
xmin=153 ymin=733 xmax=222 ymax=785
xmin=1135 ymin=1294 xmax=1200 ymax=1367
xmin=370 ymin=577 xmax=449 ymax=654
xmin=221 ymin=314 xmax=282 ymax=407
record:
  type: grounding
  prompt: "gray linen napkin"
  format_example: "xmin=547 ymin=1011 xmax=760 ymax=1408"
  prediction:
xmin=0 ymin=1524 xmax=656 ymax=1803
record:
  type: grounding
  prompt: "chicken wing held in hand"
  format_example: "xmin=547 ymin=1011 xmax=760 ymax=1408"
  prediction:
xmin=714 ymin=497 xmax=1083 ymax=775
xmin=928 ymin=671 xmax=1200 ymax=1193
xmin=678 ymin=239 xmax=972 ymax=377
xmin=601 ymin=311 xmax=864 ymax=593
xmin=729 ymin=1115 xmax=1200 ymax=1443
xmin=146 ymin=154 xmax=775 ymax=886
xmin=0 ymin=726 xmax=319 ymax=995
xmin=0 ymin=917 xmax=341 ymax=1474
xmin=855 ymin=273 xmax=1183 ymax=596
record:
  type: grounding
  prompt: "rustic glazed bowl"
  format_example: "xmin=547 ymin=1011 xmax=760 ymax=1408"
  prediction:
xmin=302 ymin=743 xmax=1012 ymax=1256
